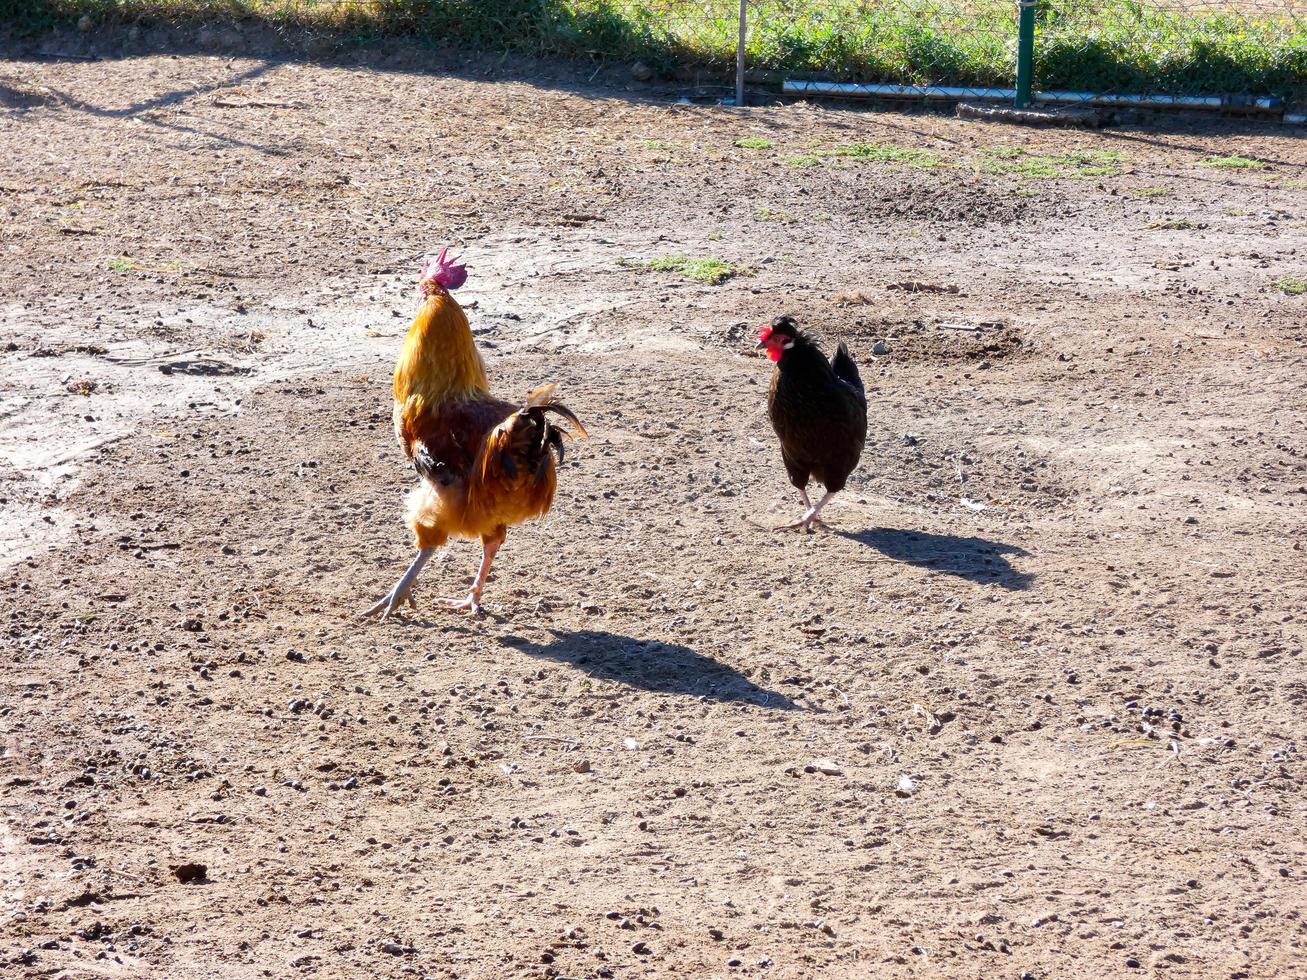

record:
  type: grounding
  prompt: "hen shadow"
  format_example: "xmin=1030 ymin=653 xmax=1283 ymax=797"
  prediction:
xmin=841 ymin=527 xmax=1034 ymax=590
xmin=499 ymin=629 xmax=797 ymax=710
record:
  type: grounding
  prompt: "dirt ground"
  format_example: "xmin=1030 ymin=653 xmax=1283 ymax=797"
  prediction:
xmin=2 ymin=25 xmax=1306 ymax=980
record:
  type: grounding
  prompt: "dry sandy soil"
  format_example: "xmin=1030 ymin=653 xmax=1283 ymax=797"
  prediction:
xmin=2 ymin=25 xmax=1306 ymax=980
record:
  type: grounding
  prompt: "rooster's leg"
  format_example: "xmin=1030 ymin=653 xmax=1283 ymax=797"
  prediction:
xmin=443 ymin=528 xmax=505 ymax=614
xmin=361 ymin=547 xmax=435 ymax=620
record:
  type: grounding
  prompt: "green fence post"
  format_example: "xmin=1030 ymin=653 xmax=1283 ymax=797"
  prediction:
xmin=1015 ymin=0 xmax=1036 ymax=109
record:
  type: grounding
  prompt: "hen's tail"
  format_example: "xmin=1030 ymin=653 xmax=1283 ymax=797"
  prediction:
xmin=831 ymin=342 xmax=866 ymax=405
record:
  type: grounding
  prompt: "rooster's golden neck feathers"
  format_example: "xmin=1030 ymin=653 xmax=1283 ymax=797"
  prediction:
xmin=393 ymin=289 xmax=489 ymax=406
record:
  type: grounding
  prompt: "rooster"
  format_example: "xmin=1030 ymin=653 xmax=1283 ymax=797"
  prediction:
xmin=756 ymin=315 xmax=866 ymax=531
xmin=363 ymin=249 xmax=587 ymax=618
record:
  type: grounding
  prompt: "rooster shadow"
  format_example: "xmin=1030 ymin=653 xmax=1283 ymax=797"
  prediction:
xmin=498 ymin=629 xmax=798 ymax=711
xmin=840 ymin=527 xmax=1034 ymax=590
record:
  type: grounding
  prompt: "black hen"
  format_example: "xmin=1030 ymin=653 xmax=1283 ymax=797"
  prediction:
xmin=756 ymin=315 xmax=867 ymax=531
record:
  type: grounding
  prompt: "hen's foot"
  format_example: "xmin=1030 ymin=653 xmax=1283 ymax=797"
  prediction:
xmin=773 ymin=516 xmax=829 ymax=534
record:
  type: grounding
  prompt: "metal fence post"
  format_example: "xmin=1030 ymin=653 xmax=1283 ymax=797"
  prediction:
xmin=1015 ymin=0 xmax=1036 ymax=108
xmin=736 ymin=0 xmax=747 ymax=106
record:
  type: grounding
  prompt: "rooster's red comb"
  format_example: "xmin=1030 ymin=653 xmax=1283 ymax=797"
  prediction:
xmin=417 ymin=247 xmax=467 ymax=297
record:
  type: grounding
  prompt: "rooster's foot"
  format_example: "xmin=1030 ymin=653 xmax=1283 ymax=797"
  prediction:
xmin=360 ymin=585 xmax=418 ymax=620
xmin=441 ymin=593 xmax=483 ymax=615
xmin=360 ymin=548 xmax=435 ymax=621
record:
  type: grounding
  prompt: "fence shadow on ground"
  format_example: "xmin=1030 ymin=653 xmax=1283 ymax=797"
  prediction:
xmin=498 ymin=629 xmax=799 ymax=710
xmin=840 ymin=527 xmax=1034 ymax=590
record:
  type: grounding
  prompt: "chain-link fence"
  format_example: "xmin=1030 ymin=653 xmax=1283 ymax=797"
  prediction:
xmin=8 ymin=1 xmax=1306 ymax=114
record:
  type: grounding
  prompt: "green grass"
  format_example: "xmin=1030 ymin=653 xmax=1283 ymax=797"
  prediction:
xmin=1199 ymin=155 xmax=1268 ymax=170
xmin=755 ymin=207 xmax=795 ymax=223
xmin=734 ymin=136 xmax=774 ymax=150
xmin=819 ymin=142 xmax=945 ymax=168
xmin=785 ymin=155 xmax=820 ymax=168
xmin=12 ymin=0 xmax=1307 ymax=103
xmin=634 ymin=254 xmax=746 ymax=285
xmin=978 ymin=147 xmax=1126 ymax=179
xmin=1274 ymin=276 xmax=1307 ymax=295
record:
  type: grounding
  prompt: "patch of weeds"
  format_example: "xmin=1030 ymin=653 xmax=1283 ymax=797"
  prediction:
xmin=1273 ymin=276 xmax=1307 ymax=295
xmin=108 ymin=256 xmax=141 ymax=272
xmin=636 ymin=255 xmax=747 ymax=285
xmin=785 ymin=155 xmax=820 ymax=168
xmin=1130 ymin=186 xmax=1172 ymax=198
xmin=820 ymin=143 xmax=944 ymax=168
xmin=1146 ymin=218 xmax=1198 ymax=230
xmin=756 ymin=207 xmax=795 ymax=223
xmin=1199 ymin=155 xmax=1266 ymax=170
xmin=734 ymin=136 xmax=773 ymax=149
xmin=707 ymin=231 xmax=723 ymax=242
xmin=978 ymin=147 xmax=1125 ymax=179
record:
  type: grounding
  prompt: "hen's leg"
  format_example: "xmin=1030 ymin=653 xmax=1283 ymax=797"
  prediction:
xmin=776 ymin=490 xmax=834 ymax=533
xmin=803 ymin=490 xmax=835 ymax=531
xmin=774 ymin=488 xmax=815 ymax=531
xmin=443 ymin=527 xmax=506 ymax=614
xmin=361 ymin=547 xmax=435 ymax=620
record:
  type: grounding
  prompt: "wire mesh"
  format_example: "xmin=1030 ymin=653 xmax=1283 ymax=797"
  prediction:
xmin=7 ymin=0 xmax=1306 ymax=107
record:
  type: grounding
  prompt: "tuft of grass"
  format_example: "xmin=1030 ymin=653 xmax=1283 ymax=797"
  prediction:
xmin=108 ymin=257 xmax=139 ymax=272
xmin=636 ymin=254 xmax=746 ymax=285
xmin=1274 ymin=276 xmax=1307 ymax=295
xmin=734 ymin=136 xmax=773 ymax=150
xmin=1199 ymin=155 xmax=1267 ymax=170
xmin=819 ymin=143 xmax=945 ymax=168
xmin=785 ymin=155 xmax=820 ymax=168
xmin=641 ymin=139 xmax=679 ymax=151
xmin=978 ymin=147 xmax=1125 ymax=179
xmin=756 ymin=207 xmax=795 ymax=223
xmin=1130 ymin=186 xmax=1172 ymax=198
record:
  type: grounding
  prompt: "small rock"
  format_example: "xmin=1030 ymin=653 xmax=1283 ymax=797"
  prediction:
xmin=630 ymin=61 xmax=653 ymax=82
xmin=872 ymin=339 xmax=890 ymax=355
xmin=811 ymin=759 xmax=843 ymax=776
xmin=572 ymin=759 xmax=592 ymax=774
xmin=380 ymin=941 xmax=405 ymax=956
xmin=632 ymin=941 xmax=651 ymax=954
xmin=622 ymin=737 xmax=638 ymax=751
xmin=895 ymin=775 xmax=918 ymax=797
xmin=78 ymin=14 xmax=93 ymax=31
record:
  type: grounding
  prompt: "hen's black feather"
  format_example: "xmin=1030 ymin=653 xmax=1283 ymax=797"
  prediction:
xmin=830 ymin=342 xmax=865 ymax=402
xmin=767 ymin=330 xmax=867 ymax=495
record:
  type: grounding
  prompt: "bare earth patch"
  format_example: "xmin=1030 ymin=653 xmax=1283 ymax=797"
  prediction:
xmin=2 ymin=34 xmax=1305 ymax=980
